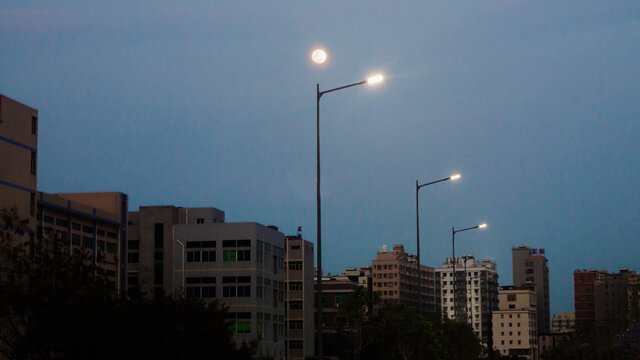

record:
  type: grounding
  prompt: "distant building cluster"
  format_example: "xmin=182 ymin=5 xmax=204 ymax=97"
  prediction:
xmin=2 ymin=94 xmax=639 ymax=360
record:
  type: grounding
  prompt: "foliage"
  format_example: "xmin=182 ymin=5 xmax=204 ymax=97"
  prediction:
xmin=0 ymin=208 xmax=253 ymax=360
xmin=541 ymin=322 xmax=640 ymax=360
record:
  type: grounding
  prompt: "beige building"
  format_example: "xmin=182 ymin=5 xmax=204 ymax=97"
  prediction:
xmin=551 ymin=312 xmax=575 ymax=333
xmin=128 ymin=205 xmax=286 ymax=359
xmin=284 ymin=232 xmax=314 ymax=360
xmin=513 ymin=245 xmax=550 ymax=334
xmin=492 ymin=285 xmax=538 ymax=360
xmin=0 ymin=95 xmax=38 ymax=234
xmin=372 ymin=244 xmax=438 ymax=315
xmin=436 ymin=255 xmax=499 ymax=346
xmin=37 ymin=191 xmax=128 ymax=292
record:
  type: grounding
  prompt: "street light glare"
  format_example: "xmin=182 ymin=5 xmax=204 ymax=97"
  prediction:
xmin=450 ymin=174 xmax=461 ymax=181
xmin=311 ymin=49 xmax=327 ymax=64
xmin=367 ymin=74 xmax=384 ymax=85
xmin=479 ymin=223 xmax=488 ymax=229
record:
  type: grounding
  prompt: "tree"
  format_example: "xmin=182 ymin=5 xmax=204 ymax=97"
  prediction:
xmin=335 ymin=286 xmax=380 ymax=359
xmin=0 ymin=208 xmax=253 ymax=359
xmin=434 ymin=317 xmax=482 ymax=360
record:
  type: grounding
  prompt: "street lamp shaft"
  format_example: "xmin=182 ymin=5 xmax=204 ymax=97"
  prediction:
xmin=316 ymin=79 xmax=369 ymax=360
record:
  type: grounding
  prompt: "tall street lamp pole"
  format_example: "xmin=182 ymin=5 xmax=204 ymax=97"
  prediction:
xmin=316 ymin=74 xmax=384 ymax=359
xmin=415 ymin=174 xmax=460 ymax=315
xmin=452 ymin=223 xmax=487 ymax=321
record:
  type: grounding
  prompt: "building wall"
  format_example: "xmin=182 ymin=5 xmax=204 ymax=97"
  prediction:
xmin=574 ymin=269 xmax=632 ymax=329
xmin=284 ymin=234 xmax=314 ymax=360
xmin=492 ymin=287 xmax=538 ymax=360
xmin=371 ymin=244 xmax=437 ymax=315
xmin=37 ymin=191 xmax=128 ymax=293
xmin=551 ymin=312 xmax=575 ymax=333
xmin=436 ymin=255 xmax=499 ymax=346
xmin=171 ymin=222 xmax=286 ymax=359
xmin=0 ymin=95 xmax=38 ymax=233
xmin=513 ymin=245 xmax=550 ymax=334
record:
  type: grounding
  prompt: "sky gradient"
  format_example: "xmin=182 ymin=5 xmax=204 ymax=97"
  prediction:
xmin=2 ymin=1 xmax=639 ymax=316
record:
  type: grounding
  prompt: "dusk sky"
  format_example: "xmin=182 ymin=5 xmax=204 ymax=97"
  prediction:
xmin=2 ymin=1 xmax=639 ymax=315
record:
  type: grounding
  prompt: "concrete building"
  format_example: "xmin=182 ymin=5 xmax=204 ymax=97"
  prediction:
xmin=492 ymin=285 xmax=538 ymax=360
xmin=0 ymin=95 xmax=38 ymax=234
xmin=341 ymin=265 xmax=373 ymax=292
xmin=538 ymin=332 xmax=569 ymax=358
xmin=37 ymin=191 xmax=128 ymax=292
xmin=126 ymin=206 xmax=225 ymax=298
xmin=574 ymin=268 xmax=633 ymax=329
xmin=314 ymin=274 xmax=360 ymax=358
xmin=128 ymin=205 xmax=286 ymax=359
xmin=513 ymin=245 xmax=550 ymax=334
xmin=284 ymin=231 xmax=314 ymax=360
xmin=436 ymin=255 xmax=499 ymax=345
xmin=372 ymin=244 xmax=438 ymax=315
xmin=551 ymin=312 xmax=575 ymax=333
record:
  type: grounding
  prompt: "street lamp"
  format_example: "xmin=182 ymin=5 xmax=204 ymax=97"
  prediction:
xmin=315 ymin=63 xmax=384 ymax=359
xmin=452 ymin=223 xmax=487 ymax=321
xmin=415 ymin=174 xmax=460 ymax=314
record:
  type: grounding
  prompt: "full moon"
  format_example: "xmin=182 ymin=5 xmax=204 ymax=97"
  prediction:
xmin=311 ymin=49 xmax=327 ymax=64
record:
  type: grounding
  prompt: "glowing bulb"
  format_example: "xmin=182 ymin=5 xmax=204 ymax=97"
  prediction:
xmin=311 ymin=49 xmax=327 ymax=64
xmin=478 ymin=223 xmax=488 ymax=229
xmin=367 ymin=74 xmax=384 ymax=85
xmin=450 ymin=174 xmax=461 ymax=181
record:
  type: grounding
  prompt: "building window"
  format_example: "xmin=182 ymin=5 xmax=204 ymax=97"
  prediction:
xmin=128 ymin=240 xmax=139 ymax=250
xmin=30 ymin=151 xmax=36 ymax=175
xmin=154 ymin=223 xmax=163 ymax=248
xmin=83 ymin=225 xmax=93 ymax=234
xmin=106 ymin=242 xmax=117 ymax=254
xmin=82 ymin=236 xmax=93 ymax=249
xmin=43 ymin=215 xmax=54 ymax=224
xmin=72 ymin=223 xmax=81 ymax=231
xmin=223 ymin=276 xmax=251 ymax=298
xmin=31 ymin=116 xmax=37 ymax=135
xmin=30 ymin=193 xmax=35 ymax=216
xmin=72 ymin=233 xmax=81 ymax=245
xmin=196 ymin=218 xmax=204 ymax=224
xmin=127 ymin=252 xmax=139 ymax=263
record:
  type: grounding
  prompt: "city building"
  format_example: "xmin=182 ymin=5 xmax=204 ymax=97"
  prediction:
xmin=37 ymin=191 xmax=128 ymax=293
xmin=538 ymin=332 xmax=570 ymax=358
xmin=436 ymin=255 xmax=499 ymax=345
xmin=0 ymin=95 xmax=38 ymax=235
xmin=574 ymin=268 xmax=633 ymax=329
xmin=551 ymin=312 xmax=575 ymax=333
xmin=128 ymin=205 xmax=286 ymax=359
xmin=371 ymin=244 xmax=438 ymax=315
xmin=341 ymin=265 xmax=373 ymax=292
xmin=492 ymin=285 xmax=538 ymax=360
xmin=284 ymin=230 xmax=314 ymax=360
xmin=314 ymin=273 xmax=360 ymax=357
xmin=513 ymin=245 xmax=550 ymax=334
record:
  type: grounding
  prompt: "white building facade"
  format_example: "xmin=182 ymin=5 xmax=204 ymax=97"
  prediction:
xmin=436 ymin=255 xmax=499 ymax=346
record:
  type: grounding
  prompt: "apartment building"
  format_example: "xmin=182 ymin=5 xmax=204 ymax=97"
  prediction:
xmin=37 ymin=191 xmax=128 ymax=292
xmin=574 ymin=268 xmax=634 ymax=329
xmin=513 ymin=245 xmax=550 ymax=334
xmin=436 ymin=255 xmax=499 ymax=345
xmin=372 ymin=244 xmax=438 ymax=315
xmin=341 ymin=265 xmax=373 ymax=292
xmin=492 ymin=285 xmax=538 ymax=360
xmin=284 ymin=232 xmax=314 ymax=360
xmin=0 ymin=95 xmax=38 ymax=234
xmin=551 ymin=312 xmax=575 ymax=333
xmin=128 ymin=205 xmax=286 ymax=359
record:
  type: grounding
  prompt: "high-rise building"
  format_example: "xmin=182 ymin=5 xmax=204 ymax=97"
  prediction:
xmin=37 ymin=191 xmax=128 ymax=292
xmin=284 ymin=231 xmax=314 ymax=360
xmin=551 ymin=312 xmax=575 ymax=333
xmin=513 ymin=245 xmax=550 ymax=334
xmin=492 ymin=285 xmax=538 ymax=360
xmin=128 ymin=205 xmax=286 ymax=359
xmin=341 ymin=265 xmax=373 ymax=292
xmin=436 ymin=255 xmax=499 ymax=345
xmin=574 ymin=268 xmax=633 ymax=329
xmin=0 ymin=95 xmax=38 ymax=234
xmin=371 ymin=244 xmax=438 ymax=315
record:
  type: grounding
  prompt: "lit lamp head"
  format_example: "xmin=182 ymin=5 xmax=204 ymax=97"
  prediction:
xmin=478 ymin=223 xmax=488 ymax=229
xmin=311 ymin=49 xmax=327 ymax=64
xmin=450 ymin=174 xmax=461 ymax=181
xmin=367 ymin=74 xmax=384 ymax=85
